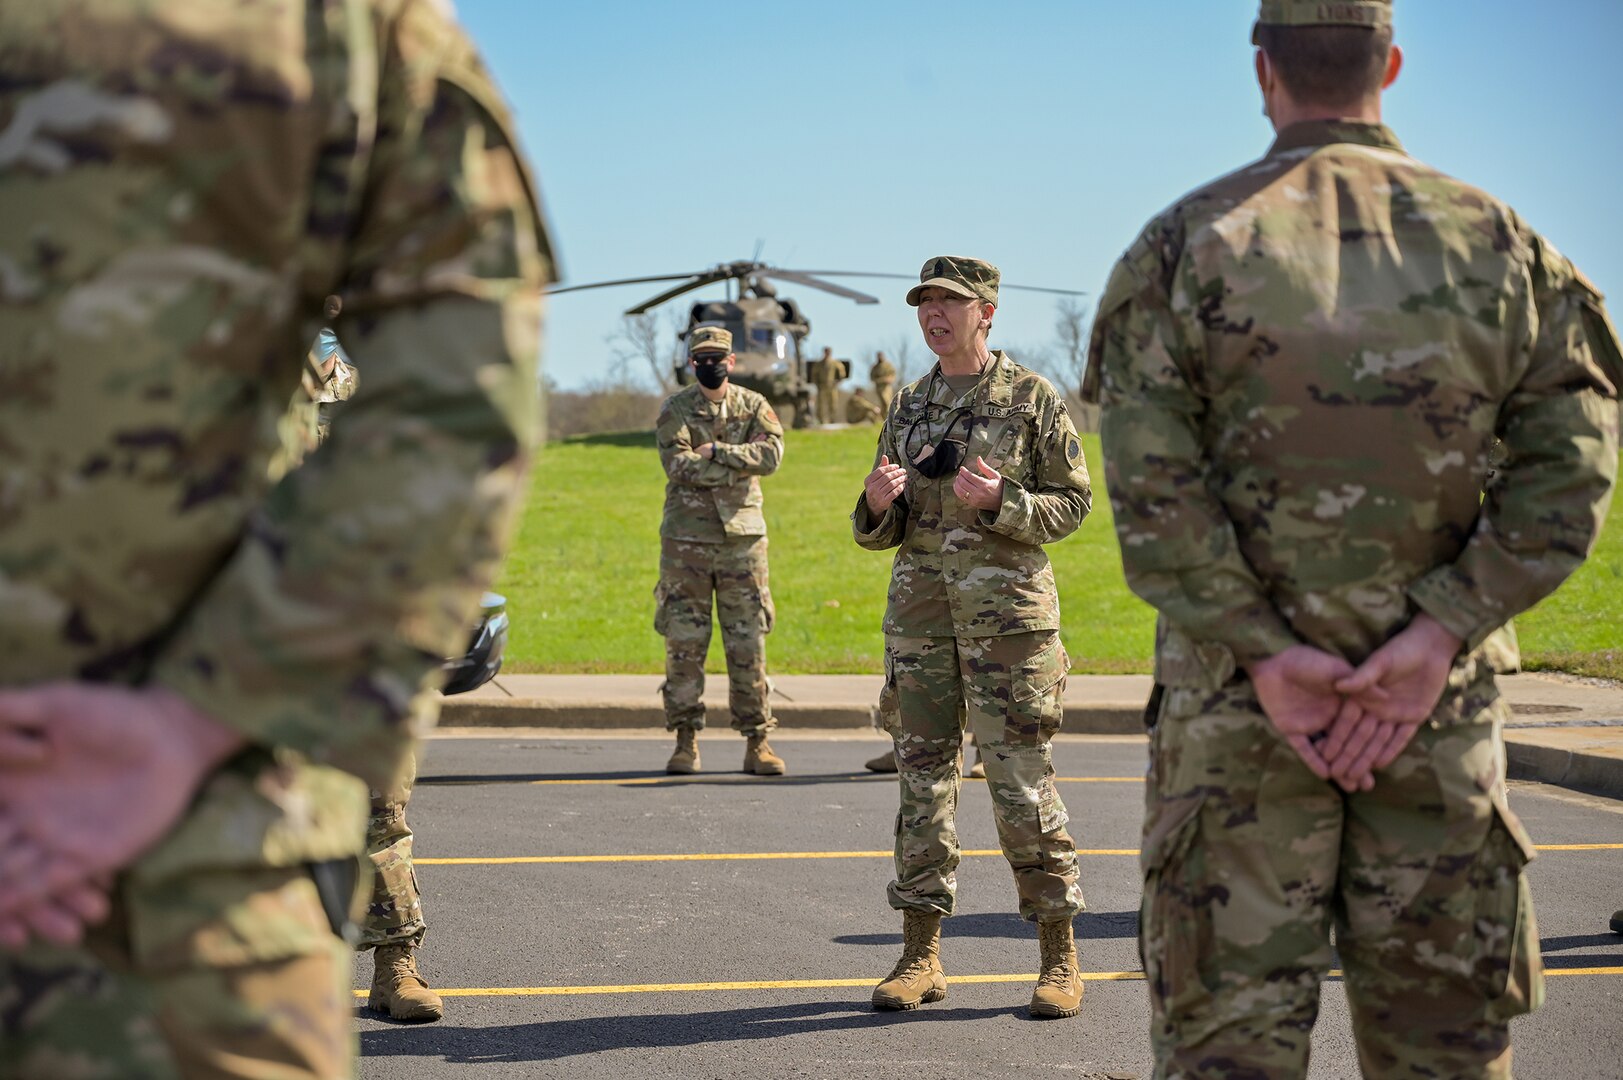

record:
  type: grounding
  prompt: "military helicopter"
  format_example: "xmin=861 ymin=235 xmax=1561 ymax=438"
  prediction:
xmin=552 ymin=260 xmax=1085 ymax=428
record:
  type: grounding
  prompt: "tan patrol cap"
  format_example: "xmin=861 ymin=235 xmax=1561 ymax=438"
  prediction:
xmin=688 ymin=324 xmax=732 ymax=356
xmin=1254 ymin=1 xmax=1391 ymax=42
xmin=906 ymin=256 xmax=1000 ymax=308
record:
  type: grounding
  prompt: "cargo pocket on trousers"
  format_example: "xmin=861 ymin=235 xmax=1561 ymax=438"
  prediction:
xmin=653 ymin=581 xmax=672 ymax=636
xmin=877 ymin=648 xmax=901 ymax=739
xmin=1010 ymin=633 xmax=1069 ymax=744
xmin=1139 ymin=796 xmax=1213 ymax=1028
xmin=1477 ymin=795 xmax=1544 ymax=1023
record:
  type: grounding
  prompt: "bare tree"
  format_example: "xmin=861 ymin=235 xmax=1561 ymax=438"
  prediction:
xmin=1053 ymin=297 xmax=1092 ymax=397
xmin=1053 ymin=297 xmax=1098 ymax=432
xmin=886 ymin=332 xmax=921 ymax=385
xmin=606 ymin=310 xmax=682 ymax=393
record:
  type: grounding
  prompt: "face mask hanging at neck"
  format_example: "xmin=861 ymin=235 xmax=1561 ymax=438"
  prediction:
xmin=912 ymin=437 xmax=965 ymax=479
xmin=906 ymin=403 xmax=973 ymax=480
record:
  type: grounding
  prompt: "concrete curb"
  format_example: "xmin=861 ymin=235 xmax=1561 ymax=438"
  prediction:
xmin=438 ymin=698 xmax=1150 ymax=735
xmin=441 ymin=693 xmax=1623 ymax=801
xmin=1504 ymin=736 xmax=1623 ymax=801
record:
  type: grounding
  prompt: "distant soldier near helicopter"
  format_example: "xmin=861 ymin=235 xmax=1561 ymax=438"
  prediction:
xmin=871 ymin=350 xmax=898 ymax=414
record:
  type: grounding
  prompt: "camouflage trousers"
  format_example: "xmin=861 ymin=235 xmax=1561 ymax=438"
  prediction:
xmin=874 ymin=382 xmax=895 ymax=415
xmin=880 ymin=629 xmax=1084 ymax=921
xmin=359 ymin=753 xmax=426 ymax=950
xmin=655 ymin=536 xmax=775 ymax=734
xmin=1141 ymin=680 xmax=1542 ymax=1079
xmin=814 ymin=382 xmax=840 ymax=424
xmin=0 ymin=880 xmax=354 ymax=1080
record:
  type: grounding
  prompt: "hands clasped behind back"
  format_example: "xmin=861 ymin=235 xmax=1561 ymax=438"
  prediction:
xmin=1248 ymin=613 xmax=1464 ymax=794
xmin=0 ymin=683 xmax=245 ymax=948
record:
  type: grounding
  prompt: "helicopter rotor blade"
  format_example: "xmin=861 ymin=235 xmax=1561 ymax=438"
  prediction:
xmin=624 ymin=271 xmax=735 ymax=315
xmin=549 ymin=272 xmax=714 ymax=296
xmin=759 ymin=270 xmax=881 ymax=305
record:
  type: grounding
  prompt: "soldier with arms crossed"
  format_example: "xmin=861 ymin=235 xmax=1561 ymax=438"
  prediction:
xmin=855 ymin=256 xmax=1093 ymax=1019
xmin=1087 ymin=2 xmax=1620 ymax=1075
xmin=0 ymin=1 xmax=553 ymax=1075
xmin=655 ymin=326 xmax=789 ymax=776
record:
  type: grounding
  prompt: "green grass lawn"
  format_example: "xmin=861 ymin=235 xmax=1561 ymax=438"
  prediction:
xmin=497 ymin=427 xmax=1622 ymax=679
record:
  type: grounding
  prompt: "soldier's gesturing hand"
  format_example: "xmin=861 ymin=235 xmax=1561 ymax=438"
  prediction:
xmin=864 ymin=454 xmax=908 ymax=513
xmin=954 ymin=456 xmax=1005 ymax=511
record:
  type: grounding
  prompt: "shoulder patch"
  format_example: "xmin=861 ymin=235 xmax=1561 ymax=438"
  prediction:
xmin=762 ymin=406 xmax=780 ymax=426
xmin=1066 ymin=436 xmax=1083 ymax=467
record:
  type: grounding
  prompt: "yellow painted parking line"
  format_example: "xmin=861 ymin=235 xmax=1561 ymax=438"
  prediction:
xmin=351 ymin=971 xmax=1145 ymax=999
xmin=526 ymin=775 xmax=1145 ymax=786
xmin=415 ymin=849 xmax=1138 ymax=865
xmin=416 ymin=843 xmax=1620 ymax=866
xmin=351 ymin=966 xmax=1622 ymax=999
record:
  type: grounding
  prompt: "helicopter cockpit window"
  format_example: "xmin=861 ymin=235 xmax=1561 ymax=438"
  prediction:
xmin=745 ymin=326 xmax=789 ymax=360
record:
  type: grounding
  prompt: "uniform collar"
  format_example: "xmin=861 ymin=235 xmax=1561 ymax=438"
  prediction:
xmin=1267 ymin=119 xmax=1405 ymax=157
xmin=690 ymin=383 xmax=733 ymax=413
xmin=926 ymin=350 xmax=1013 ymax=408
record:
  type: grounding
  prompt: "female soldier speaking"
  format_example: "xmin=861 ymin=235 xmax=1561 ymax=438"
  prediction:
xmin=852 ymin=256 xmax=1094 ymax=1019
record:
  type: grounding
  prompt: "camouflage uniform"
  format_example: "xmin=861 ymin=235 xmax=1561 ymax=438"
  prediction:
xmin=655 ymin=378 xmax=785 ymax=736
xmin=854 ymin=349 xmax=1093 ymax=920
xmin=813 ymin=347 xmax=844 ymax=425
xmin=845 ymin=388 xmax=883 ymax=425
xmin=871 ymin=352 xmax=898 ymax=414
xmin=1087 ymin=33 xmax=1620 ymax=1077
xmin=0 ymin=1 xmax=553 ymax=1075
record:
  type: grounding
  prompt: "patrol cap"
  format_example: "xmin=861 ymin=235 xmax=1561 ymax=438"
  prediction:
xmin=1253 ymin=1 xmax=1391 ymax=42
xmin=688 ymin=324 xmax=732 ymax=356
xmin=906 ymin=256 xmax=1000 ymax=308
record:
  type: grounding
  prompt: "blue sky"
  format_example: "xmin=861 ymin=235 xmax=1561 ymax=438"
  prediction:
xmin=460 ymin=0 xmax=1623 ymax=391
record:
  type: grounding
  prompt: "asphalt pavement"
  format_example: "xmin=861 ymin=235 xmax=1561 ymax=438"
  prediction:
xmin=352 ymin=732 xmax=1623 ymax=1080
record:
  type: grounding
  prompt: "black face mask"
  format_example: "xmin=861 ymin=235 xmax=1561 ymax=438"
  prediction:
xmin=906 ymin=405 xmax=973 ymax=479
xmin=693 ymin=360 xmax=727 ymax=390
xmin=912 ymin=437 xmax=965 ymax=479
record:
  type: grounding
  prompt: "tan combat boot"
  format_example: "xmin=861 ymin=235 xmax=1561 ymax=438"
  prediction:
xmin=743 ymin=733 xmax=786 ymax=775
xmin=666 ymin=728 xmax=700 ymax=774
xmin=370 ymin=945 xmax=444 ymax=1022
xmin=864 ymin=749 xmax=898 ymax=773
xmin=1029 ymin=917 xmax=1083 ymax=1019
xmin=873 ymin=910 xmax=947 ymax=1010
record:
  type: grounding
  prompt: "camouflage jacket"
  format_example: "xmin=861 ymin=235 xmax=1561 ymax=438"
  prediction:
xmin=0 ymin=0 xmax=553 ymax=966
xmin=1086 ymin=121 xmax=1620 ymax=697
xmin=657 ymin=383 xmax=784 ymax=542
xmin=853 ymin=352 xmax=1093 ymax=637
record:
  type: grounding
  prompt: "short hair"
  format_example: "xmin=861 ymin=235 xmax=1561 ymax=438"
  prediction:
xmin=1255 ymin=23 xmax=1394 ymax=110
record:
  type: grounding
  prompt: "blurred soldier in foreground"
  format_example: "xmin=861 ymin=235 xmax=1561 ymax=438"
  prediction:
xmin=855 ymin=256 xmax=1092 ymax=1019
xmin=655 ymin=326 xmax=788 ymax=775
xmin=0 ymin=1 xmax=553 ymax=1075
xmin=1086 ymin=2 xmax=1619 ymax=1075
xmin=870 ymin=350 xmax=898 ymax=414
xmin=813 ymin=344 xmax=845 ymax=425
xmin=275 ymin=307 xmax=444 ymax=1023
xmin=845 ymin=387 xmax=883 ymax=425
